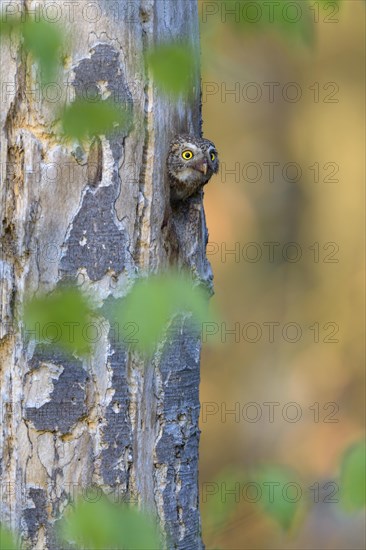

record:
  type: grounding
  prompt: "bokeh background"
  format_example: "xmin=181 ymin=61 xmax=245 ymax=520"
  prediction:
xmin=198 ymin=1 xmax=365 ymax=548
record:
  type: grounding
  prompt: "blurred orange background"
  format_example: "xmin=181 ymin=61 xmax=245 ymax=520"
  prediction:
xmin=198 ymin=1 xmax=365 ymax=548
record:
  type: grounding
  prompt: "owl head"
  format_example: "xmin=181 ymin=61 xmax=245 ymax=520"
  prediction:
xmin=167 ymin=134 xmax=219 ymax=201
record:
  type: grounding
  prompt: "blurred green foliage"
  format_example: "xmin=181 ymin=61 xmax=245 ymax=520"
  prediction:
xmin=61 ymin=98 xmax=131 ymax=141
xmin=23 ymin=273 xmax=213 ymax=357
xmin=202 ymin=467 xmax=246 ymax=534
xmin=22 ymin=19 xmax=63 ymax=81
xmin=0 ymin=500 xmax=160 ymax=549
xmin=339 ymin=440 xmax=366 ymax=512
xmin=204 ymin=436 xmax=366 ymax=545
xmin=0 ymin=14 xmax=129 ymax=140
xmin=23 ymin=286 xmax=93 ymax=357
xmin=0 ymin=527 xmax=18 ymax=550
xmin=253 ymin=465 xmax=303 ymax=531
xmin=110 ymin=272 xmax=213 ymax=354
xmin=146 ymin=42 xmax=199 ymax=97
xmin=58 ymin=497 xmax=160 ymax=549
xmin=0 ymin=15 xmax=62 ymax=81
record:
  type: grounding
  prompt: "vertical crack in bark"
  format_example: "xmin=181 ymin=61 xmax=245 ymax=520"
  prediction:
xmin=133 ymin=0 xmax=155 ymax=273
xmin=1 ymin=17 xmax=30 ymax=533
xmin=128 ymin=0 xmax=163 ymax=538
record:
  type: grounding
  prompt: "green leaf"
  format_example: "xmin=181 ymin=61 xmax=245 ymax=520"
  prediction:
xmin=0 ymin=15 xmax=21 ymax=39
xmin=0 ymin=526 xmax=18 ymax=550
xmin=202 ymin=467 xmax=245 ymax=531
xmin=254 ymin=465 xmax=302 ymax=531
xmin=23 ymin=286 xmax=94 ymax=357
xmin=339 ymin=441 xmax=366 ymax=512
xmin=110 ymin=272 xmax=212 ymax=354
xmin=146 ymin=42 xmax=198 ymax=97
xmin=58 ymin=497 xmax=160 ymax=549
xmin=0 ymin=15 xmax=62 ymax=81
xmin=61 ymin=98 xmax=132 ymax=141
xmin=22 ymin=19 xmax=63 ymax=81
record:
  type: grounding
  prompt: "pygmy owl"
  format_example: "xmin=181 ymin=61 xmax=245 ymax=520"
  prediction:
xmin=167 ymin=134 xmax=219 ymax=202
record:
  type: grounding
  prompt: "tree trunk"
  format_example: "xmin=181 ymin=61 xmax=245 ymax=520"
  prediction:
xmin=0 ymin=1 xmax=209 ymax=548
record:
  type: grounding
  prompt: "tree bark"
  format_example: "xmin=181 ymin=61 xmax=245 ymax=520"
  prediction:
xmin=0 ymin=1 xmax=210 ymax=548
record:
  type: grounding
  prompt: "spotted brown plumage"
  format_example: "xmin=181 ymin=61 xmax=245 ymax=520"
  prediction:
xmin=167 ymin=134 xmax=219 ymax=202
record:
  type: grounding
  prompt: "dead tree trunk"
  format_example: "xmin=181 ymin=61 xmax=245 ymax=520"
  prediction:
xmin=0 ymin=1 xmax=210 ymax=548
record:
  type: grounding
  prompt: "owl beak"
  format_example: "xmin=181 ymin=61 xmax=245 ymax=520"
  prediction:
xmin=195 ymin=160 xmax=208 ymax=175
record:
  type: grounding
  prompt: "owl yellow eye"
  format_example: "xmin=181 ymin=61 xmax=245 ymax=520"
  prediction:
xmin=182 ymin=150 xmax=193 ymax=160
xmin=210 ymin=152 xmax=216 ymax=161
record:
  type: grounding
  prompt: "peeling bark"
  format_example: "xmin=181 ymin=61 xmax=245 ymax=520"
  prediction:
xmin=0 ymin=1 xmax=209 ymax=548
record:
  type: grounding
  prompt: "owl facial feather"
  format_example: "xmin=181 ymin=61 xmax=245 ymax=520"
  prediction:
xmin=167 ymin=134 xmax=219 ymax=201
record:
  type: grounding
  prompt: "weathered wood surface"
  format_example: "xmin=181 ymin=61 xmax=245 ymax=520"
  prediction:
xmin=0 ymin=1 xmax=210 ymax=548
